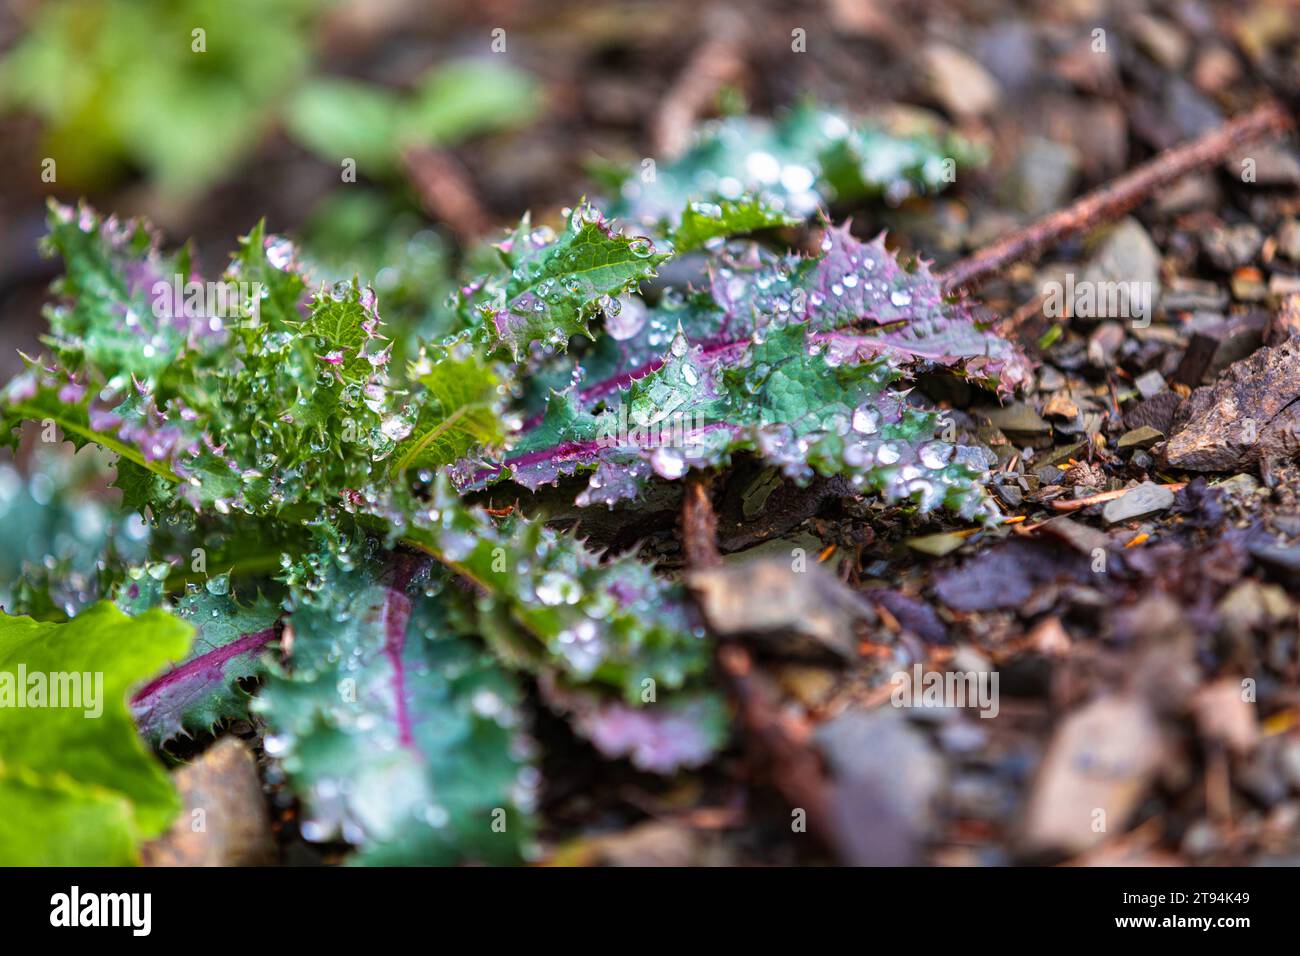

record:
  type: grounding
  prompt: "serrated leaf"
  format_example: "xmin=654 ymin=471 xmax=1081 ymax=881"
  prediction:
xmin=130 ymin=579 xmax=281 ymax=748
xmin=390 ymin=333 xmax=505 ymax=475
xmin=610 ymin=103 xmax=984 ymax=229
xmin=539 ymin=676 xmax=728 ymax=773
xmin=668 ymin=196 xmax=798 ymax=253
xmin=254 ymin=534 xmax=534 ymax=864
xmin=462 ymin=204 xmax=669 ymax=360
xmin=375 ymin=479 xmax=712 ymax=701
xmin=0 ymin=602 xmax=192 ymax=864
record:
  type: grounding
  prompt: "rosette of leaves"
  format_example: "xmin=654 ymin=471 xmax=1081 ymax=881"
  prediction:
xmin=0 ymin=203 xmax=731 ymax=850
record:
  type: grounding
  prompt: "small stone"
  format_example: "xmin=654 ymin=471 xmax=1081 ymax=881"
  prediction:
xmin=980 ymin=402 xmax=1050 ymax=436
xmin=993 ymin=483 xmax=1023 ymax=508
xmin=1276 ymin=220 xmax=1300 ymax=262
xmin=1134 ymin=369 xmax=1166 ymax=399
xmin=1039 ymin=516 xmax=1111 ymax=555
xmin=1229 ymin=144 xmax=1300 ymax=187
xmin=1231 ymin=267 xmax=1268 ymax=302
xmin=1102 ymin=481 xmax=1176 ymax=525
xmin=1162 ymin=276 xmax=1229 ymax=312
xmin=921 ymin=43 xmax=1001 ymax=119
xmin=1041 ymin=392 xmax=1079 ymax=419
xmin=1268 ymin=274 xmax=1300 ymax=298
xmin=1004 ymin=137 xmax=1080 ymax=217
xmin=906 ymin=532 xmax=966 ymax=557
xmin=1155 ymin=173 xmax=1220 ymax=217
xmin=1130 ymin=13 xmax=1189 ymax=69
xmin=1202 ymin=223 xmax=1263 ymax=271
xmin=1193 ymin=678 xmax=1259 ymax=755
xmin=1118 ymin=426 xmax=1163 ymax=450
xmin=1087 ymin=322 xmax=1125 ymax=367
xmin=1083 ymin=218 xmax=1161 ymax=305
xmin=1126 ymin=392 xmax=1182 ymax=435
xmin=1192 ymin=45 xmax=1241 ymax=93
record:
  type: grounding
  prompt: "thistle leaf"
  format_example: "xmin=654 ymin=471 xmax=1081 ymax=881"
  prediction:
xmin=460 ymin=203 xmax=669 ymax=360
xmin=254 ymin=533 xmax=534 ymax=864
xmin=610 ymin=103 xmax=984 ymax=228
xmin=129 ymin=578 xmax=281 ymax=748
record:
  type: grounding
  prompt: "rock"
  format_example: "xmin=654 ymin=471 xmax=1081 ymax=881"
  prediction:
xmin=1202 ymin=223 xmax=1263 ymax=271
xmin=1247 ymin=528 xmax=1300 ymax=588
xmin=1102 ymin=481 xmax=1176 ymax=525
xmin=1020 ymin=695 xmax=1167 ymax=857
xmin=1231 ymin=267 xmax=1268 ymax=302
xmin=1004 ymin=137 xmax=1080 ymax=217
xmin=993 ymin=482 xmax=1023 ymax=508
xmin=688 ymin=555 xmax=870 ymax=659
xmin=1269 ymin=274 xmax=1300 ymax=298
xmin=1162 ymin=339 xmax=1300 ymax=471
xmin=1118 ymin=426 xmax=1163 ymax=451
xmin=1130 ymin=13 xmax=1189 ymax=69
xmin=1039 ymin=516 xmax=1111 ymax=555
xmin=1125 ymin=391 xmax=1183 ymax=434
xmin=1087 ymin=322 xmax=1124 ymax=366
xmin=979 ymin=402 xmax=1050 ymax=437
xmin=1162 ymin=276 xmax=1229 ymax=312
xmin=142 ymin=737 xmax=274 ymax=867
xmin=815 ymin=709 xmax=945 ymax=866
xmin=1082 ymin=218 xmax=1162 ymax=307
xmin=1277 ymin=220 xmax=1300 ymax=263
xmin=1134 ymin=369 xmax=1166 ymax=399
xmin=1155 ymin=173 xmax=1221 ymax=217
xmin=1192 ymin=45 xmax=1242 ymax=94
xmin=974 ymin=20 xmax=1038 ymax=91
xmin=1165 ymin=80 xmax=1222 ymax=141
xmin=921 ymin=42 xmax=1001 ymax=119
xmin=1193 ymin=679 xmax=1259 ymax=755
xmin=1268 ymin=294 xmax=1300 ymax=345
xmin=1229 ymin=143 xmax=1300 ymax=187
xmin=934 ymin=538 xmax=1093 ymax=612
xmin=1217 ymin=579 xmax=1291 ymax=639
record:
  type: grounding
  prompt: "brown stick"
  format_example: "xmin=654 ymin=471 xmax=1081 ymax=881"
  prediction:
xmin=401 ymin=146 xmax=492 ymax=242
xmin=681 ymin=473 xmax=723 ymax=568
xmin=940 ymin=100 xmax=1294 ymax=295
xmin=649 ymin=8 xmax=748 ymax=159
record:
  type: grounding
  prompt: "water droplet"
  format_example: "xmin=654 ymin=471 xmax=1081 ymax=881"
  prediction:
xmin=852 ymin=403 xmax=881 ymax=434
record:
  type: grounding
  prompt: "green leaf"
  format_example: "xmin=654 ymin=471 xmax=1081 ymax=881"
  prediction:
xmin=129 ymin=578 xmax=281 ymax=748
xmin=610 ymin=102 xmax=985 ymax=229
xmin=462 ymin=203 xmax=669 ymax=361
xmin=285 ymin=78 xmax=404 ymax=173
xmin=0 ymin=602 xmax=192 ymax=864
xmin=391 ymin=334 xmax=505 ymax=475
xmin=669 ymin=196 xmax=799 ymax=253
xmin=255 ymin=533 xmax=534 ymax=864
xmin=401 ymin=59 xmax=539 ymax=146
